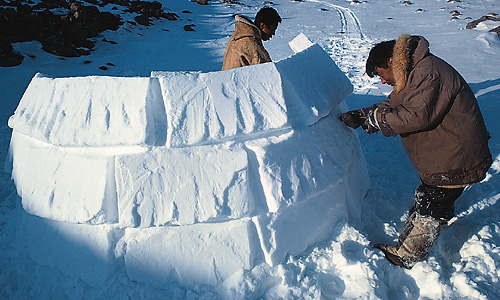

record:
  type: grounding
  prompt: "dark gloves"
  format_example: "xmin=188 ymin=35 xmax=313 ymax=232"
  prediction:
xmin=339 ymin=110 xmax=364 ymax=129
xmin=339 ymin=105 xmax=380 ymax=134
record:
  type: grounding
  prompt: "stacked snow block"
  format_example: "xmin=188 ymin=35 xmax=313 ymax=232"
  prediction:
xmin=7 ymin=35 xmax=369 ymax=288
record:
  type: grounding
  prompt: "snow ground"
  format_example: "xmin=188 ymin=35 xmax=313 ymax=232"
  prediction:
xmin=1 ymin=0 xmax=500 ymax=299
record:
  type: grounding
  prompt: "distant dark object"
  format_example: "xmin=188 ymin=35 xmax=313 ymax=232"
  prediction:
xmin=221 ymin=0 xmax=249 ymax=5
xmin=102 ymin=38 xmax=118 ymax=44
xmin=184 ymin=24 xmax=196 ymax=31
xmin=0 ymin=51 xmax=24 ymax=67
xmin=321 ymin=8 xmax=328 ymax=11
xmin=490 ymin=26 xmax=500 ymax=37
xmin=83 ymin=60 xmax=93 ymax=64
xmin=106 ymin=62 xmax=115 ymax=66
xmin=466 ymin=15 xmax=500 ymax=29
xmin=125 ymin=1 xmax=178 ymax=21
xmin=193 ymin=0 xmax=208 ymax=5
xmin=99 ymin=65 xmax=108 ymax=70
xmin=183 ymin=10 xmax=192 ymax=14
xmin=135 ymin=15 xmax=151 ymax=26
xmin=402 ymin=1 xmax=413 ymax=4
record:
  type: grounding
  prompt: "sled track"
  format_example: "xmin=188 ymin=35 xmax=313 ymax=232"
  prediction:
xmin=308 ymin=0 xmax=364 ymax=39
xmin=307 ymin=0 xmax=375 ymax=91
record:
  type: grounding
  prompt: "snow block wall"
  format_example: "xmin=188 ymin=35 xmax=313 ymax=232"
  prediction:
xmin=7 ymin=35 xmax=369 ymax=288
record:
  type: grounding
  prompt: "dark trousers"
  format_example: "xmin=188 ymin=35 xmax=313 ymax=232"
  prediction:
xmin=412 ymin=182 xmax=464 ymax=223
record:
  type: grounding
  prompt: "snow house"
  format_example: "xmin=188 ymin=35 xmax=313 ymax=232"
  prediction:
xmin=7 ymin=34 xmax=369 ymax=288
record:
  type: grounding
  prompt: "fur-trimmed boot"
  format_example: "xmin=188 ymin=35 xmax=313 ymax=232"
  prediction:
xmin=374 ymin=212 xmax=441 ymax=269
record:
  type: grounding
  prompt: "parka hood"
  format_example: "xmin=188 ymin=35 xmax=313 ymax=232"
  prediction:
xmin=392 ymin=34 xmax=430 ymax=94
xmin=232 ymin=15 xmax=262 ymax=41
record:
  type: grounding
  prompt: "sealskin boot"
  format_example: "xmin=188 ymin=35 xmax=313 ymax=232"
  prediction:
xmin=374 ymin=212 xmax=441 ymax=269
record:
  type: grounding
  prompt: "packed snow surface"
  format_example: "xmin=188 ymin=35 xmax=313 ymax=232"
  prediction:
xmin=1 ymin=0 xmax=500 ymax=299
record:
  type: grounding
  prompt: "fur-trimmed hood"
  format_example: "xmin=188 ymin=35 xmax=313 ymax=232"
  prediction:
xmin=392 ymin=34 xmax=430 ymax=94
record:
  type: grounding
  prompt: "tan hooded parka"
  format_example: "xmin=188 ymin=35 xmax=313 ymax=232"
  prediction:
xmin=375 ymin=35 xmax=491 ymax=187
xmin=221 ymin=15 xmax=271 ymax=71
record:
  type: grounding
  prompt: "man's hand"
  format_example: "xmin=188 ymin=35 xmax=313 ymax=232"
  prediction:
xmin=339 ymin=106 xmax=380 ymax=134
xmin=339 ymin=110 xmax=364 ymax=129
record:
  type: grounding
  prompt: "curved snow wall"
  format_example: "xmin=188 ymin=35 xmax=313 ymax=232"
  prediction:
xmin=7 ymin=35 xmax=369 ymax=288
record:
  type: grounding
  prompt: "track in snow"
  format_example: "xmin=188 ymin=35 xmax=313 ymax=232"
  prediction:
xmin=307 ymin=0 xmax=377 ymax=92
xmin=309 ymin=0 xmax=364 ymax=39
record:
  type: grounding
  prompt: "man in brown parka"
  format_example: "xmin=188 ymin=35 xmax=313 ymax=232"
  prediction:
xmin=222 ymin=7 xmax=281 ymax=71
xmin=340 ymin=34 xmax=492 ymax=269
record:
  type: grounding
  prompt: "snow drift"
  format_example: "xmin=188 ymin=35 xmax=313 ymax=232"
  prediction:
xmin=7 ymin=34 xmax=369 ymax=288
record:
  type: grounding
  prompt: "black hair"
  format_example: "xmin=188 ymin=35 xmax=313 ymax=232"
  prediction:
xmin=366 ymin=40 xmax=396 ymax=78
xmin=254 ymin=7 xmax=281 ymax=27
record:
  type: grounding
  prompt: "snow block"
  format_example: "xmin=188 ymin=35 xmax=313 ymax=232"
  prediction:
xmin=152 ymin=65 xmax=288 ymax=147
xmin=288 ymin=32 xmax=314 ymax=54
xmin=246 ymin=114 xmax=369 ymax=265
xmin=120 ymin=218 xmax=264 ymax=288
xmin=275 ymin=43 xmax=354 ymax=128
xmin=115 ymin=143 xmax=254 ymax=227
xmin=18 ymin=209 xmax=117 ymax=288
xmin=7 ymin=74 xmax=166 ymax=147
xmin=9 ymin=131 xmax=117 ymax=224
xmin=151 ymin=42 xmax=353 ymax=147
xmin=254 ymin=185 xmax=348 ymax=266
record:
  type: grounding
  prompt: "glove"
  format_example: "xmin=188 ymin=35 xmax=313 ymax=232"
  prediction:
xmin=339 ymin=110 xmax=364 ymax=129
xmin=339 ymin=105 xmax=380 ymax=134
xmin=360 ymin=107 xmax=379 ymax=134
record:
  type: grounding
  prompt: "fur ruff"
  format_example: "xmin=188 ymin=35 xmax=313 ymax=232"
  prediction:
xmin=392 ymin=34 xmax=412 ymax=94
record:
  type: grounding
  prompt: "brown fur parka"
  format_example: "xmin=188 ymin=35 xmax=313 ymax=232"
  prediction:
xmin=375 ymin=35 xmax=491 ymax=187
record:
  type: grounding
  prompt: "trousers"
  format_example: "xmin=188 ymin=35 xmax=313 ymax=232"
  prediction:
xmin=412 ymin=182 xmax=464 ymax=223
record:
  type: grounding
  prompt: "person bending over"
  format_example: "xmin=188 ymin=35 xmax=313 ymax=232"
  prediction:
xmin=340 ymin=34 xmax=491 ymax=269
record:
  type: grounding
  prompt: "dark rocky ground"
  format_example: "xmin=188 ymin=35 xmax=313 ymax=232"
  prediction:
xmin=0 ymin=0 xmax=181 ymax=67
xmin=465 ymin=14 xmax=500 ymax=35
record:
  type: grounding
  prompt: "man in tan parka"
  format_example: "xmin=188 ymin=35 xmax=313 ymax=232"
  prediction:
xmin=222 ymin=7 xmax=281 ymax=71
xmin=339 ymin=35 xmax=492 ymax=269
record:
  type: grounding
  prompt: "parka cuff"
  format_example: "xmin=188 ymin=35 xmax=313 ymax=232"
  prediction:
xmin=376 ymin=107 xmax=397 ymax=137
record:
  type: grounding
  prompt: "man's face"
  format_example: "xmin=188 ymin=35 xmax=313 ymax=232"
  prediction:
xmin=260 ymin=22 xmax=278 ymax=41
xmin=374 ymin=58 xmax=396 ymax=86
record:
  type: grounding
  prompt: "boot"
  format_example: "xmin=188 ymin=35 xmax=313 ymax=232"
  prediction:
xmin=374 ymin=212 xmax=441 ymax=269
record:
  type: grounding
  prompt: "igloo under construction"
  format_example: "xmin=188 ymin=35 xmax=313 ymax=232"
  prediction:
xmin=7 ymin=34 xmax=369 ymax=288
